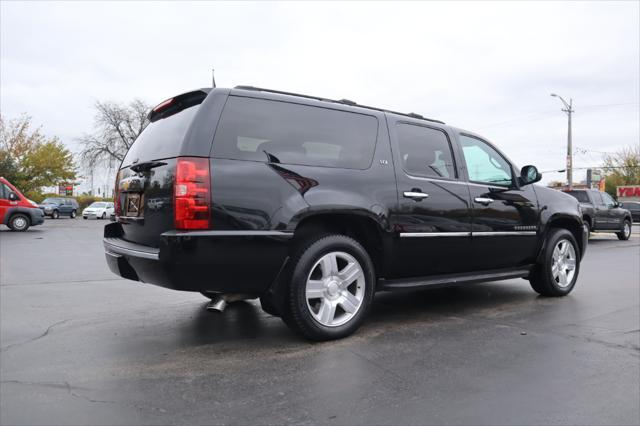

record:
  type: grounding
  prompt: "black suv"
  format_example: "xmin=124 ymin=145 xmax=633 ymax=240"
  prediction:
xmin=104 ymin=86 xmax=588 ymax=340
xmin=565 ymin=189 xmax=633 ymax=240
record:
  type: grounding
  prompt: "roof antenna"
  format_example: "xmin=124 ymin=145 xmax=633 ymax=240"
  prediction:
xmin=211 ymin=68 xmax=216 ymax=88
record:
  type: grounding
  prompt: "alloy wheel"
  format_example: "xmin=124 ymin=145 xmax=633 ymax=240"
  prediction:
xmin=305 ymin=251 xmax=365 ymax=327
xmin=551 ymin=239 xmax=576 ymax=288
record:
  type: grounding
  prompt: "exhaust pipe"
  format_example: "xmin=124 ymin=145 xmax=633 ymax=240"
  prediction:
xmin=205 ymin=293 xmax=257 ymax=313
xmin=206 ymin=294 xmax=227 ymax=313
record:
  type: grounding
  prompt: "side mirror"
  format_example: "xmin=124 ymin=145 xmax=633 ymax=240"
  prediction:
xmin=520 ymin=165 xmax=541 ymax=185
xmin=8 ymin=192 xmax=19 ymax=201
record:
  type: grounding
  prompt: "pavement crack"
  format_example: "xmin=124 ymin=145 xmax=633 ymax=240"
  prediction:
xmin=0 ymin=319 xmax=71 ymax=352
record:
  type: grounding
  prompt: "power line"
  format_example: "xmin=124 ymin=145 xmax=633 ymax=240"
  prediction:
xmin=476 ymin=102 xmax=639 ymax=129
xmin=541 ymin=165 xmax=640 ymax=173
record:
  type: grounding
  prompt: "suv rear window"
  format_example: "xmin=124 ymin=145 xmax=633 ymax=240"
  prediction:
xmin=122 ymin=104 xmax=200 ymax=168
xmin=212 ymin=96 xmax=378 ymax=169
xmin=566 ymin=191 xmax=590 ymax=203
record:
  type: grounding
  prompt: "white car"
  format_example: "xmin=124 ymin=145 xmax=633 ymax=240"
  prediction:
xmin=82 ymin=201 xmax=114 ymax=219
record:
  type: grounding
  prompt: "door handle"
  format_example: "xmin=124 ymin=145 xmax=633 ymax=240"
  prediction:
xmin=404 ymin=191 xmax=429 ymax=201
xmin=474 ymin=197 xmax=494 ymax=205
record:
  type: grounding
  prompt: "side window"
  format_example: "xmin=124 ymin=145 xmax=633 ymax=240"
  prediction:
xmin=0 ymin=183 xmax=9 ymax=199
xmin=459 ymin=135 xmax=513 ymax=186
xmin=591 ymin=191 xmax=604 ymax=206
xmin=396 ymin=123 xmax=457 ymax=179
xmin=213 ymin=96 xmax=378 ymax=169
xmin=601 ymin=192 xmax=616 ymax=208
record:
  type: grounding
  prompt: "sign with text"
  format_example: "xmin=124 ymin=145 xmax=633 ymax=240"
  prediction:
xmin=617 ymin=186 xmax=640 ymax=198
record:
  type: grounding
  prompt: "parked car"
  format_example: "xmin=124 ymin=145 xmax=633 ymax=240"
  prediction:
xmin=39 ymin=197 xmax=79 ymax=218
xmin=83 ymin=201 xmax=114 ymax=219
xmin=565 ymin=189 xmax=633 ymax=240
xmin=619 ymin=201 xmax=640 ymax=223
xmin=0 ymin=176 xmax=45 ymax=231
xmin=104 ymin=86 xmax=588 ymax=340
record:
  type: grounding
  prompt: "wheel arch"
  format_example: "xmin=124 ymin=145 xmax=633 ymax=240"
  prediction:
xmin=290 ymin=210 xmax=389 ymax=277
xmin=540 ymin=214 xmax=585 ymax=260
xmin=3 ymin=207 xmax=35 ymax=226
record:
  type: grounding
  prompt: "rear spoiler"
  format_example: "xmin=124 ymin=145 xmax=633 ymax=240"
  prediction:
xmin=148 ymin=89 xmax=211 ymax=122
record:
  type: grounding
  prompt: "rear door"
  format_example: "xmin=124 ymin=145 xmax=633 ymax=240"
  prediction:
xmin=388 ymin=120 xmax=473 ymax=278
xmin=458 ymin=133 xmax=540 ymax=270
xmin=590 ymin=191 xmax=612 ymax=229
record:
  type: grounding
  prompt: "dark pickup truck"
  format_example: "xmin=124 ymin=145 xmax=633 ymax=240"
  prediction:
xmin=566 ymin=189 xmax=632 ymax=240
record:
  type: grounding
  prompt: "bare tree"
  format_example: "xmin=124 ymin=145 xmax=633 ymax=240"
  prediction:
xmin=78 ymin=99 xmax=150 ymax=167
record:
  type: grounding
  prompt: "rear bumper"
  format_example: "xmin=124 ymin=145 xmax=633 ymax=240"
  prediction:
xmin=103 ymin=223 xmax=292 ymax=294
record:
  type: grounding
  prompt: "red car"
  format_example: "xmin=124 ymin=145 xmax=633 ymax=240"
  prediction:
xmin=0 ymin=177 xmax=45 ymax=231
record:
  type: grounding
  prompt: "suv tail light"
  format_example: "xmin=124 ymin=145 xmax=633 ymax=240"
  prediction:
xmin=174 ymin=157 xmax=211 ymax=230
xmin=114 ymin=171 xmax=122 ymax=217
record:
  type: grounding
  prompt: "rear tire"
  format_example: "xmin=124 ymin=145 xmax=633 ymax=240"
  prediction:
xmin=529 ymin=228 xmax=580 ymax=297
xmin=52 ymin=210 xmax=59 ymax=219
xmin=584 ymin=220 xmax=591 ymax=239
xmin=617 ymin=220 xmax=631 ymax=241
xmin=70 ymin=210 xmax=77 ymax=218
xmin=8 ymin=214 xmax=30 ymax=232
xmin=286 ymin=234 xmax=375 ymax=341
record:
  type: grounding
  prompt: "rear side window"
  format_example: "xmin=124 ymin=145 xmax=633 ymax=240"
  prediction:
xmin=566 ymin=191 xmax=590 ymax=203
xmin=122 ymin=105 xmax=200 ymax=168
xmin=591 ymin=191 xmax=604 ymax=205
xmin=212 ymin=97 xmax=378 ymax=169
xmin=396 ymin=123 xmax=456 ymax=179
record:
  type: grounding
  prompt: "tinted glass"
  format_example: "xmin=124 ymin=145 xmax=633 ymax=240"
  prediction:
xmin=396 ymin=123 xmax=456 ymax=179
xmin=566 ymin=191 xmax=590 ymax=203
xmin=122 ymin=105 xmax=200 ymax=168
xmin=622 ymin=203 xmax=640 ymax=211
xmin=601 ymin=192 xmax=616 ymax=207
xmin=459 ymin=135 xmax=512 ymax=186
xmin=213 ymin=97 xmax=378 ymax=169
xmin=591 ymin=191 xmax=604 ymax=205
xmin=43 ymin=198 xmax=63 ymax=204
xmin=91 ymin=202 xmax=107 ymax=208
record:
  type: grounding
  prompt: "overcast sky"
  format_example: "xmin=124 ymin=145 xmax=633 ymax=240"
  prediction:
xmin=1 ymin=1 xmax=639 ymax=189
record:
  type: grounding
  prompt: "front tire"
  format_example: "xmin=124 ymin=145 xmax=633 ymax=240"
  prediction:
xmin=51 ymin=210 xmax=59 ymax=219
xmin=529 ymin=228 xmax=580 ymax=297
xmin=101 ymin=212 xmax=106 ymax=220
xmin=286 ymin=234 xmax=375 ymax=341
xmin=8 ymin=214 xmax=30 ymax=232
xmin=617 ymin=220 xmax=631 ymax=241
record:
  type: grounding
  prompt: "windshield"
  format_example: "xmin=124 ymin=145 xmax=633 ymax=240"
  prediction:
xmin=89 ymin=202 xmax=107 ymax=208
xmin=566 ymin=191 xmax=589 ymax=203
xmin=42 ymin=198 xmax=62 ymax=204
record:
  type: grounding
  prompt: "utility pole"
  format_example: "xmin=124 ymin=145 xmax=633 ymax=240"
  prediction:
xmin=551 ymin=93 xmax=574 ymax=189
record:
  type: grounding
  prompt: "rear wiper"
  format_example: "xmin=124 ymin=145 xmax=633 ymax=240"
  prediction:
xmin=130 ymin=161 xmax=167 ymax=173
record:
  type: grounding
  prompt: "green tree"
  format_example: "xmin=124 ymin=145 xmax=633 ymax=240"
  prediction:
xmin=603 ymin=144 xmax=640 ymax=198
xmin=0 ymin=114 xmax=76 ymax=194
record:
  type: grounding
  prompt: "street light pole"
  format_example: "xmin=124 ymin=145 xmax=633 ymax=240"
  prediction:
xmin=551 ymin=93 xmax=574 ymax=189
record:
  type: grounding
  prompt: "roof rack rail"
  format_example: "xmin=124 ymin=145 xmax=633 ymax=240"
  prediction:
xmin=233 ymin=85 xmax=445 ymax=124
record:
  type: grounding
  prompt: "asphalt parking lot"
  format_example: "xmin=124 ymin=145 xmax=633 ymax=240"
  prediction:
xmin=1 ymin=219 xmax=639 ymax=425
